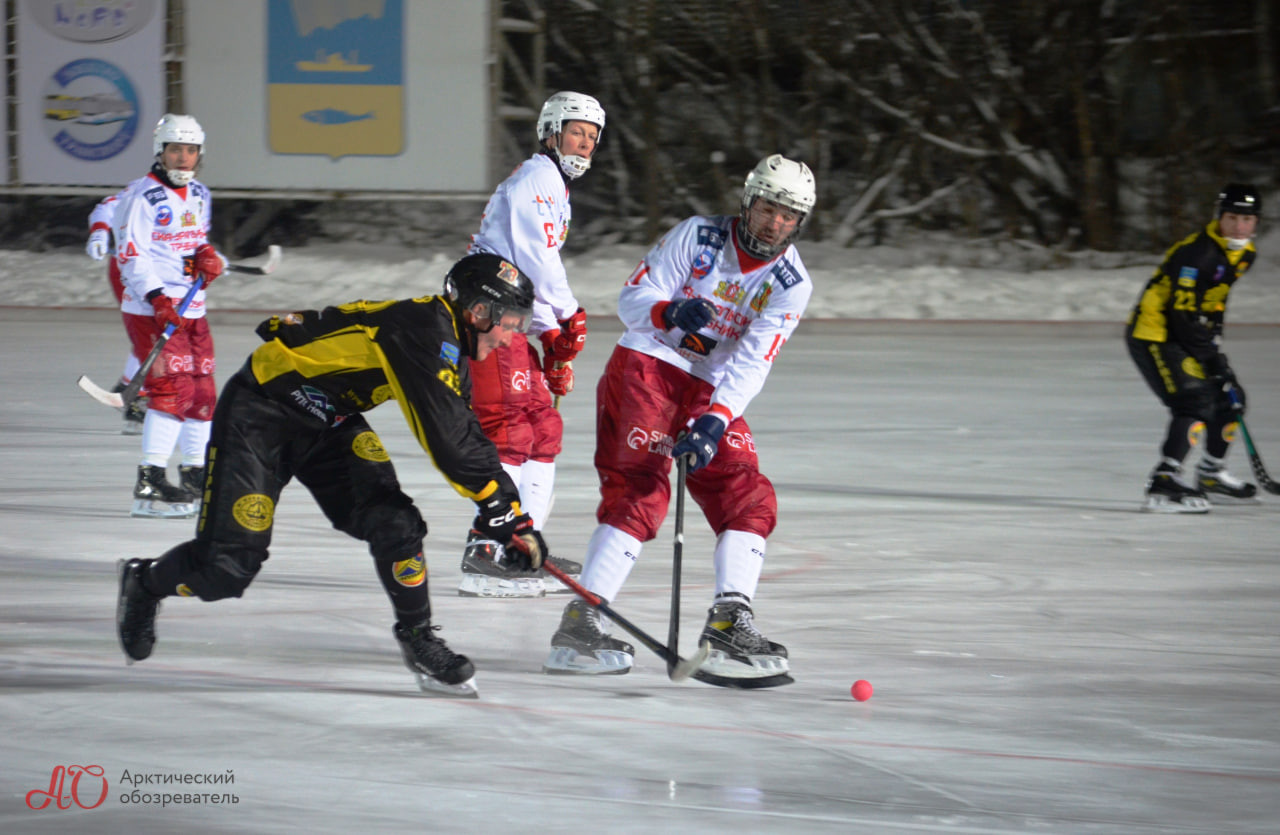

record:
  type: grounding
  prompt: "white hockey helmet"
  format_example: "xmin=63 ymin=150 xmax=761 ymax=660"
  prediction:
xmin=537 ymin=91 xmax=605 ymax=179
xmin=153 ymin=113 xmax=205 ymax=187
xmin=738 ymin=155 xmax=817 ymax=259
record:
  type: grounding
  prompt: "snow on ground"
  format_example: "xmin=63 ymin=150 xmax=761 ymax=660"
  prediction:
xmin=2 ymin=220 xmax=1280 ymax=322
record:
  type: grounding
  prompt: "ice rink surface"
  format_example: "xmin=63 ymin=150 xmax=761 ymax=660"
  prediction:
xmin=2 ymin=310 xmax=1278 ymax=833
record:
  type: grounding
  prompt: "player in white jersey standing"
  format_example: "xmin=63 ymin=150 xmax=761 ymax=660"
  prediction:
xmin=455 ymin=91 xmax=603 ymax=598
xmin=86 ymin=189 xmax=148 ymax=434
xmin=113 ymin=113 xmax=226 ymax=518
xmin=542 ymin=155 xmax=816 ymax=688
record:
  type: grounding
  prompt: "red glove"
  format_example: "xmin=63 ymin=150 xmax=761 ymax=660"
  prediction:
xmin=151 ymin=293 xmax=183 ymax=331
xmin=193 ymin=243 xmax=224 ymax=286
xmin=544 ymin=359 xmax=574 ymax=397
xmin=539 ymin=307 xmax=587 ymax=363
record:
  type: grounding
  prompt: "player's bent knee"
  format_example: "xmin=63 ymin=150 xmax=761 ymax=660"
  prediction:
xmin=183 ymin=545 xmax=269 ymax=600
xmin=350 ymin=495 xmax=428 ymax=561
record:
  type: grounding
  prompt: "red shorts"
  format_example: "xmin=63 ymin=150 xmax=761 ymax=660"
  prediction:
xmin=123 ymin=312 xmax=217 ymax=420
xmin=593 ymin=345 xmax=777 ymax=542
xmin=468 ymin=333 xmax=563 ymax=466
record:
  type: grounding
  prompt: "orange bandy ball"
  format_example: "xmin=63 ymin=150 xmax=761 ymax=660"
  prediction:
xmin=851 ymin=680 xmax=873 ymax=701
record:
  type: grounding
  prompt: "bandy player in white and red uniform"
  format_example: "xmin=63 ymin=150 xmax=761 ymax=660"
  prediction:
xmin=456 ymin=92 xmax=604 ymax=598
xmin=114 ymin=113 xmax=226 ymax=518
xmin=543 ymin=155 xmax=816 ymax=688
xmin=86 ymin=189 xmax=150 ymax=433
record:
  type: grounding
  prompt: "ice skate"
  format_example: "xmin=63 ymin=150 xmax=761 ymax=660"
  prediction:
xmin=543 ymin=599 xmax=635 ymax=675
xmin=131 ymin=465 xmax=198 ymax=518
xmin=179 ymin=465 xmax=206 ymax=503
xmin=1142 ymin=470 xmax=1211 ymax=514
xmin=393 ymin=621 xmax=478 ymax=698
xmin=116 ymin=558 xmax=161 ymax=663
xmin=456 ymin=530 xmax=545 ymax=598
xmin=538 ymin=553 xmax=582 ymax=594
xmin=694 ymin=599 xmax=793 ymax=687
xmin=1196 ymin=461 xmax=1258 ymax=502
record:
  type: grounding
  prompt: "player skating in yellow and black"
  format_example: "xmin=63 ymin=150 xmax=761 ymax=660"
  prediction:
xmin=114 ymin=254 xmax=547 ymax=697
xmin=1125 ymin=184 xmax=1262 ymax=512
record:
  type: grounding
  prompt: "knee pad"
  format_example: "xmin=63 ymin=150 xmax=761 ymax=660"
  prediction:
xmin=344 ymin=493 xmax=427 ymax=562
xmin=179 ymin=544 xmax=268 ymax=601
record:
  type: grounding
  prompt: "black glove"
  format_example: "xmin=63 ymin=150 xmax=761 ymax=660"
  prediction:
xmin=671 ymin=413 xmax=728 ymax=473
xmin=1223 ymin=380 xmax=1247 ymax=414
xmin=472 ymin=503 xmax=546 ymax=571
xmin=661 ymin=298 xmax=717 ymax=332
xmin=1204 ymin=353 xmax=1236 ymax=384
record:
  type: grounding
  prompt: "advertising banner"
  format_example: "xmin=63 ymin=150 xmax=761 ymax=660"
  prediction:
xmin=187 ymin=1 xmax=488 ymax=193
xmin=16 ymin=0 xmax=165 ymax=185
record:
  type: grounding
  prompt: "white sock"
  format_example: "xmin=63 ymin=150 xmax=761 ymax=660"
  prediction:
xmin=520 ymin=459 xmax=556 ymax=529
xmin=140 ymin=411 xmax=183 ymax=468
xmin=121 ymin=352 xmax=141 ymax=383
xmin=579 ymin=524 xmax=642 ymax=602
xmin=713 ymin=530 xmax=766 ymax=603
xmin=179 ymin=419 xmax=211 ymax=466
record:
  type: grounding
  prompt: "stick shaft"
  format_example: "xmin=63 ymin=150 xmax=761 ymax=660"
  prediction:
xmin=667 ymin=455 xmax=688 ymax=675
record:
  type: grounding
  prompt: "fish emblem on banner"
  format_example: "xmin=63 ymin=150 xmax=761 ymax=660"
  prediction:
xmin=267 ymin=0 xmax=403 ymax=159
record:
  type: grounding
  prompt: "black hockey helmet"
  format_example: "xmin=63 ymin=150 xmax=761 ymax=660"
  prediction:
xmin=443 ymin=253 xmax=535 ymax=353
xmin=1217 ymin=183 xmax=1262 ymax=217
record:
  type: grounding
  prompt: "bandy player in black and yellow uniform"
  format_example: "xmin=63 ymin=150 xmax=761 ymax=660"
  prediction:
xmin=114 ymin=254 xmax=548 ymax=697
xmin=1125 ymin=184 xmax=1262 ymax=513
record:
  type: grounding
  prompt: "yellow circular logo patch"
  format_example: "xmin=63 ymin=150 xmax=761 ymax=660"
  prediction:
xmin=371 ymin=384 xmax=393 ymax=406
xmin=232 ymin=494 xmax=275 ymax=532
xmin=352 ymin=431 xmax=390 ymax=462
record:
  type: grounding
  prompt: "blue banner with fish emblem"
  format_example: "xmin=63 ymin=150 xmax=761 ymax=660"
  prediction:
xmin=267 ymin=0 xmax=403 ymax=159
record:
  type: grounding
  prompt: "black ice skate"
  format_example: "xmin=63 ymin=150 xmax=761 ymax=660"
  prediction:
xmin=393 ymin=621 xmax=477 ymax=698
xmin=1196 ymin=461 xmax=1258 ymax=502
xmin=456 ymin=529 xmax=545 ymax=598
xmin=538 ymin=553 xmax=583 ymax=594
xmin=130 ymin=465 xmax=197 ymax=519
xmin=694 ymin=599 xmax=793 ymax=688
xmin=179 ymin=465 xmax=206 ymax=502
xmin=1143 ymin=470 xmax=1211 ymax=514
xmin=116 ymin=558 xmax=161 ymax=663
xmin=543 ymin=599 xmax=635 ymax=675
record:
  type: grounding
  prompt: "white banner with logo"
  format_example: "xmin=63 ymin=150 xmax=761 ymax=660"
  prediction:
xmin=186 ymin=0 xmax=488 ymax=193
xmin=16 ymin=0 xmax=165 ymax=185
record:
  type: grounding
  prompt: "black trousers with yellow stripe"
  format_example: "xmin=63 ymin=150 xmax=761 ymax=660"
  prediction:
xmin=146 ymin=368 xmax=431 ymax=624
xmin=1127 ymin=336 xmax=1238 ymax=465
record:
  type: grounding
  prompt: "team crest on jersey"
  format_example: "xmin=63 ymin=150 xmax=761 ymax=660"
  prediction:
xmin=155 ymin=206 xmax=172 ymax=227
xmin=392 ymin=555 xmax=426 ymax=587
xmin=771 ymin=261 xmax=802 ymax=289
xmin=143 ymin=186 xmax=166 ymax=205
xmin=749 ymin=282 xmax=773 ymax=313
xmin=714 ymin=280 xmax=746 ymax=304
xmin=181 ymin=211 xmax=197 ymax=227
xmin=440 ymin=342 xmax=460 ymax=365
xmin=696 ymin=225 xmax=727 ymax=248
xmin=690 ymin=250 xmax=716 ymax=281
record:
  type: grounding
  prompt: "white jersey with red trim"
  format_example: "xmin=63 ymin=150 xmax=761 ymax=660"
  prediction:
xmin=467 ymin=153 xmax=578 ymax=336
xmin=113 ymin=172 xmax=213 ymax=319
xmin=617 ymin=214 xmax=811 ymax=421
xmin=88 ymin=189 xmax=124 ymax=247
